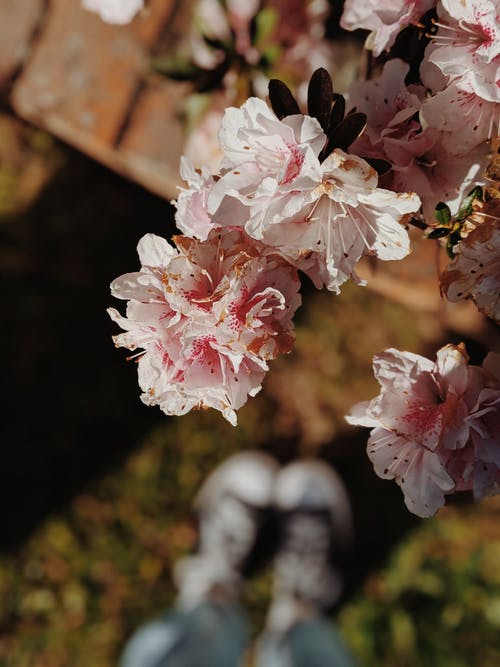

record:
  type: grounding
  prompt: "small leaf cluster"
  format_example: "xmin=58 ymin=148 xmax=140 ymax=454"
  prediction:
xmin=427 ymin=187 xmax=483 ymax=259
xmin=153 ymin=4 xmax=282 ymax=94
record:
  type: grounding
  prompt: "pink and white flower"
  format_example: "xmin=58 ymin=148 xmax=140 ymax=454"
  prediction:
xmin=183 ymin=106 xmax=225 ymax=173
xmin=215 ymin=96 xmax=326 ymax=191
xmin=174 ymin=157 xmax=219 ymax=241
xmin=424 ymin=0 xmax=500 ymax=85
xmin=467 ymin=353 xmax=500 ymax=497
xmin=421 ymin=79 xmax=500 ymax=154
xmin=207 ymin=97 xmax=420 ymax=292
xmin=108 ymin=229 xmax=301 ymax=425
xmin=340 ymin=0 xmax=436 ymax=56
xmin=446 ymin=353 xmax=500 ymax=498
xmin=266 ymin=149 xmax=420 ymax=292
xmin=421 ymin=0 xmax=500 ymax=152
xmin=440 ymin=218 xmax=500 ymax=324
xmin=346 ymin=344 xmax=500 ymax=517
xmin=81 ymin=0 xmax=144 ymax=24
xmin=347 ymin=59 xmax=488 ymax=221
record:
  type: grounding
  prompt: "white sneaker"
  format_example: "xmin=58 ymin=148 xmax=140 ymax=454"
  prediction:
xmin=121 ymin=451 xmax=279 ymax=667
xmin=175 ymin=450 xmax=279 ymax=609
xmin=265 ymin=460 xmax=353 ymax=634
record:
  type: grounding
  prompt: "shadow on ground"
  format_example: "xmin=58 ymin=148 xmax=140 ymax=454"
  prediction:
xmin=1 ymin=147 xmax=174 ymax=547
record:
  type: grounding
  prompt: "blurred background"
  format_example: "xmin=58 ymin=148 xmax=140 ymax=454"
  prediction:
xmin=1 ymin=1 xmax=500 ymax=665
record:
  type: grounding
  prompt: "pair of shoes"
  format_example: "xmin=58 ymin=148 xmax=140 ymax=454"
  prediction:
xmin=177 ymin=452 xmax=353 ymax=631
xmin=120 ymin=452 xmax=354 ymax=667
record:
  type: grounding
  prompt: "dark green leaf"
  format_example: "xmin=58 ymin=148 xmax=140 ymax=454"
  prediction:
xmin=408 ymin=217 xmax=428 ymax=231
xmin=456 ymin=186 xmax=483 ymax=221
xmin=151 ymin=56 xmax=202 ymax=81
xmin=320 ymin=107 xmax=365 ymax=162
xmin=194 ymin=58 xmax=231 ymax=93
xmin=428 ymin=227 xmax=450 ymax=239
xmin=268 ymin=79 xmax=300 ymax=119
xmin=434 ymin=202 xmax=451 ymax=225
xmin=307 ymin=68 xmax=333 ymax=132
xmin=202 ymin=34 xmax=231 ymax=52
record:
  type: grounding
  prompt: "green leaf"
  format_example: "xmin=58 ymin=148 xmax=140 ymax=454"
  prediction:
xmin=151 ymin=56 xmax=201 ymax=81
xmin=456 ymin=186 xmax=482 ymax=221
xmin=261 ymin=44 xmax=282 ymax=67
xmin=434 ymin=202 xmax=451 ymax=226
xmin=427 ymin=227 xmax=450 ymax=239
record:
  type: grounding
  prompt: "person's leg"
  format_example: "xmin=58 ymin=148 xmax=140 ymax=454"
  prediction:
xmin=120 ymin=451 xmax=279 ymax=667
xmin=257 ymin=617 xmax=356 ymax=667
xmin=256 ymin=460 xmax=357 ymax=667
xmin=121 ymin=600 xmax=248 ymax=667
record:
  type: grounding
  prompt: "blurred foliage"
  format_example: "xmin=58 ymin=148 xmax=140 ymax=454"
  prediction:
xmin=2 ymin=422 xmax=499 ymax=666
xmin=339 ymin=497 xmax=500 ymax=667
xmin=0 ymin=423 xmax=221 ymax=667
xmin=0 ymin=414 xmax=281 ymax=666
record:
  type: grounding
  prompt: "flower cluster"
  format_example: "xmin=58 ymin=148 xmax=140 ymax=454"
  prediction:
xmin=182 ymin=92 xmax=420 ymax=294
xmin=337 ymin=0 xmax=500 ymax=517
xmin=347 ymin=59 xmax=489 ymax=221
xmin=103 ymin=1 xmax=500 ymax=517
xmin=110 ymin=74 xmax=420 ymax=423
xmin=108 ymin=229 xmax=300 ymax=425
xmin=346 ymin=344 xmax=500 ymax=517
xmin=341 ymin=0 xmax=500 ymax=151
xmin=421 ymin=0 xmax=500 ymax=154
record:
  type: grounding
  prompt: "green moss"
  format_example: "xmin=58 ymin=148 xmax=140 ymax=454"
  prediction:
xmin=338 ymin=499 xmax=500 ymax=667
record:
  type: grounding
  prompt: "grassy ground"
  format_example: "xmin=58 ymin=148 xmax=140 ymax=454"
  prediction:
xmin=339 ymin=497 xmax=500 ymax=667
xmin=1 ymin=112 xmax=498 ymax=666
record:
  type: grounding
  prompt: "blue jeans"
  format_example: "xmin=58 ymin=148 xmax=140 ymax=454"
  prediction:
xmin=121 ymin=602 xmax=356 ymax=667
